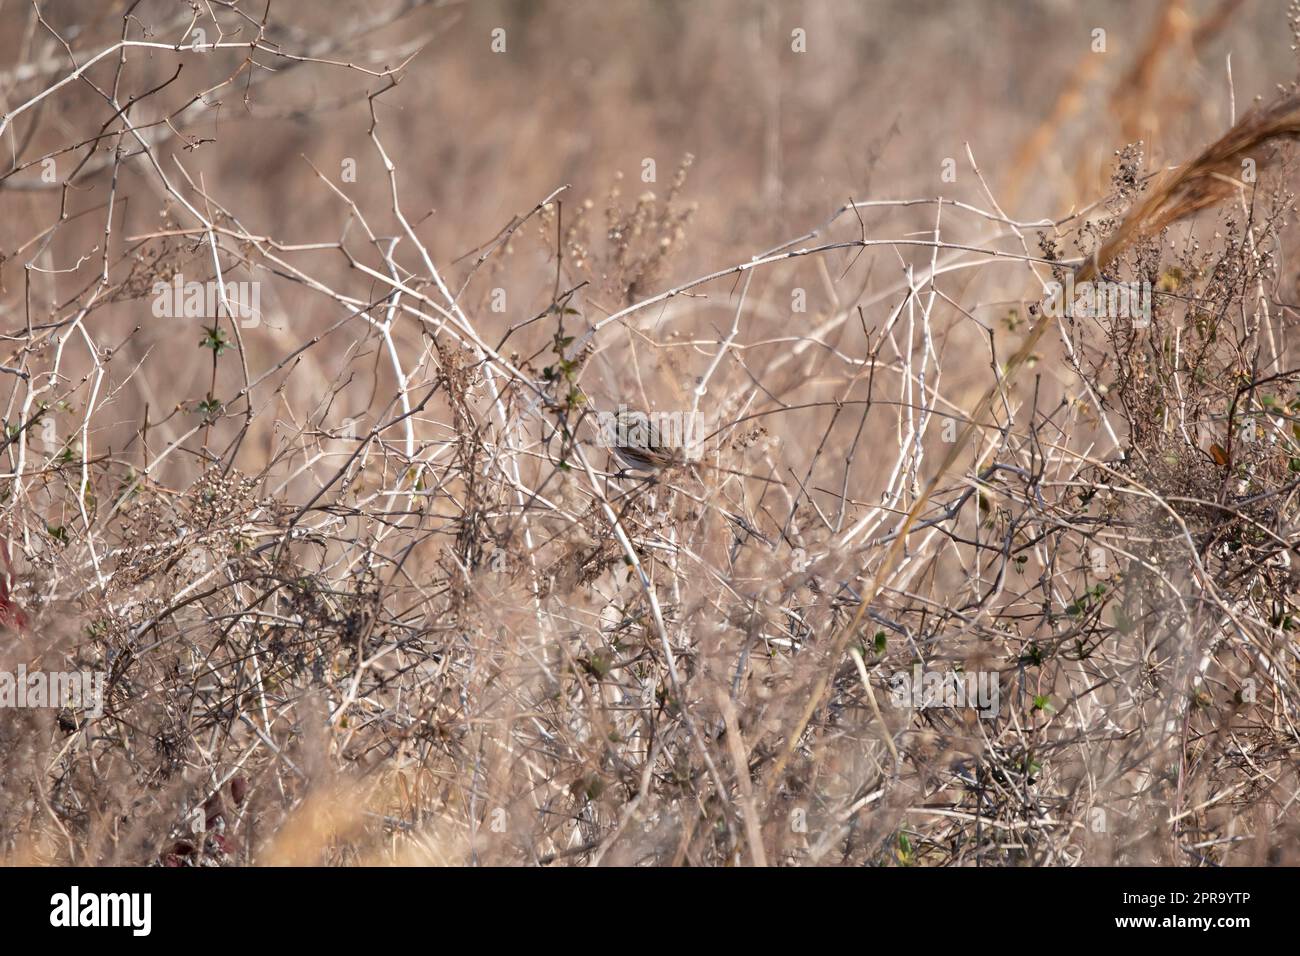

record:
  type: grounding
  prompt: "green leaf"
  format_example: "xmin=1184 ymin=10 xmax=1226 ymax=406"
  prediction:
xmin=199 ymin=325 xmax=231 ymax=355
xmin=896 ymin=831 xmax=913 ymax=865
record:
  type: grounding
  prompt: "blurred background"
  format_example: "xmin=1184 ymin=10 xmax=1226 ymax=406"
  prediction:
xmin=2 ymin=0 xmax=1292 ymax=483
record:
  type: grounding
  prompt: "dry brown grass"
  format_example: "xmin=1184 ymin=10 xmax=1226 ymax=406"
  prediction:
xmin=1 ymin=0 xmax=1298 ymax=867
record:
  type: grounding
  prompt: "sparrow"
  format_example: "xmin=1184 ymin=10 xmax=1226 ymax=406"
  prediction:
xmin=605 ymin=409 xmax=681 ymax=474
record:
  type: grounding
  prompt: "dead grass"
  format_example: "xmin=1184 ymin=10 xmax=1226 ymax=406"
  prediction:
xmin=0 ymin=0 xmax=1298 ymax=867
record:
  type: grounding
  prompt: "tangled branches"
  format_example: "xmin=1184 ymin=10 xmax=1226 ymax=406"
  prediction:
xmin=0 ymin=1 xmax=1298 ymax=867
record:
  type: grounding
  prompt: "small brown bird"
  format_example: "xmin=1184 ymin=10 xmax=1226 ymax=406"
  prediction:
xmin=606 ymin=409 xmax=680 ymax=474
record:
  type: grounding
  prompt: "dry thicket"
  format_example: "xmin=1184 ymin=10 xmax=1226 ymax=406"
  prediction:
xmin=1 ymin=0 xmax=1299 ymax=866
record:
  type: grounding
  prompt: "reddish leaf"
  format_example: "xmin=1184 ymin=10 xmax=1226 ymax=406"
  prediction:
xmin=0 ymin=540 xmax=26 ymax=631
xmin=162 ymin=840 xmax=195 ymax=866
